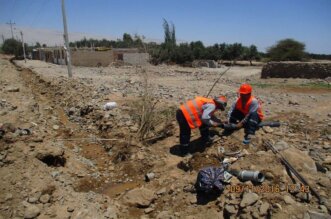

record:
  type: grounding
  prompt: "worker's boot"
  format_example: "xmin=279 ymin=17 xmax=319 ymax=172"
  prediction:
xmin=243 ymin=134 xmax=253 ymax=145
xmin=179 ymin=144 xmax=191 ymax=157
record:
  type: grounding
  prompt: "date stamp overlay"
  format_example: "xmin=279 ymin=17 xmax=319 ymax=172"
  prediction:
xmin=226 ymin=183 xmax=310 ymax=193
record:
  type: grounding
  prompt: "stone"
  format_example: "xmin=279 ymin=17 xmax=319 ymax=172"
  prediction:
xmin=308 ymin=211 xmax=330 ymax=219
xmin=156 ymin=211 xmax=174 ymax=219
xmin=283 ymin=195 xmax=296 ymax=205
xmin=259 ymin=202 xmax=270 ymax=215
xmin=281 ymin=148 xmax=317 ymax=173
xmin=295 ymin=192 xmax=311 ymax=202
xmin=156 ymin=187 xmax=167 ymax=195
xmin=122 ymin=187 xmax=155 ymax=207
xmin=145 ymin=173 xmax=155 ymax=182
xmin=239 ymin=213 xmax=253 ymax=219
xmin=71 ymin=209 xmax=99 ymax=219
xmin=24 ymin=205 xmax=41 ymax=219
xmin=289 ymin=100 xmax=299 ymax=105
xmin=274 ymin=140 xmax=289 ymax=151
xmin=5 ymin=193 xmax=13 ymax=201
xmin=39 ymin=194 xmax=50 ymax=203
xmin=317 ymin=178 xmax=330 ymax=187
xmin=273 ymin=203 xmax=282 ymax=211
xmin=103 ymin=206 xmax=118 ymax=219
xmin=28 ymin=197 xmax=39 ymax=204
xmin=34 ymin=146 xmax=64 ymax=163
xmin=224 ymin=204 xmax=237 ymax=214
xmin=264 ymin=172 xmax=274 ymax=180
xmin=130 ymin=125 xmax=139 ymax=133
xmin=67 ymin=206 xmax=75 ymax=212
xmin=187 ymin=195 xmax=197 ymax=204
xmin=144 ymin=207 xmax=154 ymax=214
xmin=240 ymin=192 xmax=259 ymax=208
xmin=319 ymin=205 xmax=328 ymax=214
xmin=251 ymin=210 xmax=260 ymax=219
xmin=52 ymin=125 xmax=60 ymax=130
xmin=262 ymin=126 xmax=273 ymax=133
xmin=6 ymin=87 xmax=20 ymax=92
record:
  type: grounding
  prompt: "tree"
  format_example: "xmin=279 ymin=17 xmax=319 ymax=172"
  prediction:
xmin=173 ymin=43 xmax=193 ymax=64
xmin=267 ymin=38 xmax=306 ymax=61
xmin=42 ymin=43 xmax=47 ymax=48
xmin=243 ymin=45 xmax=259 ymax=65
xmin=1 ymin=38 xmax=24 ymax=57
xmin=35 ymin=42 xmax=41 ymax=48
xmin=227 ymin=43 xmax=243 ymax=63
xmin=190 ymin=41 xmax=205 ymax=59
xmin=123 ymin=33 xmax=133 ymax=47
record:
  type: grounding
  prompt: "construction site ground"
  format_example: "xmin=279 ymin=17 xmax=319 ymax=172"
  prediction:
xmin=0 ymin=55 xmax=331 ymax=219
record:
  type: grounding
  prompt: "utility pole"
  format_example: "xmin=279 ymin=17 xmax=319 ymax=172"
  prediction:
xmin=61 ymin=0 xmax=72 ymax=78
xmin=6 ymin=20 xmax=15 ymax=39
xmin=1 ymin=34 xmax=4 ymax=44
xmin=20 ymin=31 xmax=26 ymax=63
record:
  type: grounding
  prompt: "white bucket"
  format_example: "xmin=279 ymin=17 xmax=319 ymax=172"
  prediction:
xmin=103 ymin=102 xmax=117 ymax=110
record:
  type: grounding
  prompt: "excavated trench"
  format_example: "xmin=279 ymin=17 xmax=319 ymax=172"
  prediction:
xmin=15 ymin=64 xmax=148 ymax=199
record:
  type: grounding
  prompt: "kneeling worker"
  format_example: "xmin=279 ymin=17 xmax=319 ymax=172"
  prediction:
xmin=226 ymin=83 xmax=264 ymax=144
xmin=176 ymin=96 xmax=227 ymax=156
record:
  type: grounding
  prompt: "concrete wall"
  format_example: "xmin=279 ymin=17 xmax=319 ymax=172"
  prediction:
xmin=261 ymin=62 xmax=331 ymax=79
xmin=71 ymin=50 xmax=113 ymax=67
xmin=123 ymin=53 xmax=149 ymax=65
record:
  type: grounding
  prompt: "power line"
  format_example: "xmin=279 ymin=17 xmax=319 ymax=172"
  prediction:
xmin=6 ymin=20 xmax=16 ymax=39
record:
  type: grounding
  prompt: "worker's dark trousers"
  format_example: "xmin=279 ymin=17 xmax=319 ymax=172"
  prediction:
xmin=176 ymin=109 xmax=209 ymax=145
xmin=229 ymin=109 xmax=261 ymax=135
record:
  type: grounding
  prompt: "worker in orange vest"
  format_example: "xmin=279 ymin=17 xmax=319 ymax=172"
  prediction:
xmin=225 ymin=83 xmax=264 ymax=144
xmin=176 ymin=96 xmax=227 ymax=156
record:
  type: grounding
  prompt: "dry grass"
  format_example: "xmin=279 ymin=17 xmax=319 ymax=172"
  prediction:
xmin=134 ymin=67 xmax=175 ymax=143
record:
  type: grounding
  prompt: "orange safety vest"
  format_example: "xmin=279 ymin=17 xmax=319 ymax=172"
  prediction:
xmin=180 ymin=96 xmax=216 ymax=129
xmin=235 ymin=95 xmax=264 ymax=120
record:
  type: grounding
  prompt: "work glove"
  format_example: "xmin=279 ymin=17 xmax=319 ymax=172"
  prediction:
xmin=223 ymin=123 xmax=237 ymax=130
xmin=217 ymin=123 xmax=225 ymax=128
xmin=236 ymin=122 xmax=244 ymax=129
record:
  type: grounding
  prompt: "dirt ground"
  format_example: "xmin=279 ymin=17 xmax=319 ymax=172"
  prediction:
xmin=1 ymin=55 xmax=331 ymax=219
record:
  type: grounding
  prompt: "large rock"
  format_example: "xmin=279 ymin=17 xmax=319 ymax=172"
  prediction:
xmin=240 ymin=192 xmax=259 ymax=208
xmin=281 ymin=148 xmax=317 ymax=173
xmin=122 ymin=187 xmax=155 ymax=207
xmin=24 ymin=205 xmax=41 ymax=219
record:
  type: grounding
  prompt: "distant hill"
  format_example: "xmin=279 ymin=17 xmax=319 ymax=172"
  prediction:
xmin=0 ymin=24 xmax=160 ymax=47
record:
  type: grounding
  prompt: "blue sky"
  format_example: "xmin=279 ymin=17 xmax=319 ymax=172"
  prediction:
xmin=0 ymin=0 xmax=330 ymax=53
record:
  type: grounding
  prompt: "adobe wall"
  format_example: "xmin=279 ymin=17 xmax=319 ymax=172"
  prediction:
xmin=71 ymin=50 xmax=113 ymax=67
xmin=261 ymin=62 xmax=331 ymax=79
xmin=123 ymin=53 xmax=149 ymax=65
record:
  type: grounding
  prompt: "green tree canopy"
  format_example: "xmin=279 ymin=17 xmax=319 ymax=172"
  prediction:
xmin=1 ymin=38 xmax=25 ymax=57
xmin=267 ymin=38 xmax=306 ymax=61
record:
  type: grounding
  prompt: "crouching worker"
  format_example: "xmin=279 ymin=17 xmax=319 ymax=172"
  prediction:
xmin=176 ymin=96 xmax=227 ymax=156
xmin=225 ymin=83 xmax=264 ymax=144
